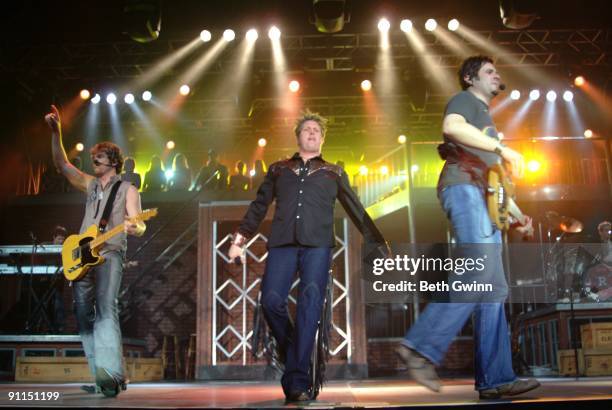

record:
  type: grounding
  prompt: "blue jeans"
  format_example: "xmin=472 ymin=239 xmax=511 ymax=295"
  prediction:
xmin=260 ymin=246 xmax=331 ymax=396
xmin=73 ymin=251 xmax=125 ymax=382
xmin=402 ymin=184 xmax=516 ymax=390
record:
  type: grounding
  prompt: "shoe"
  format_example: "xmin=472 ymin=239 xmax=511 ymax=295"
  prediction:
xmin=285 ymin=390 xmax=311 ymax=402
xmin=479 ymin=379 xmax=541 ymax=399
xmin=80 ymin=385 xmax=100 ymax=394
xmin=95 ymin=367 xmax=121 ymax=398
xmin=395 ymin=344 xmax=441 ymax=392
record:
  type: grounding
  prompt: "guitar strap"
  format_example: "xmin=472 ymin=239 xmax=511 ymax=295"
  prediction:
xmin=98 ymin=181 xmax=122 ymax=232
xmin=438 ymin=142 xmax=489 ymax=190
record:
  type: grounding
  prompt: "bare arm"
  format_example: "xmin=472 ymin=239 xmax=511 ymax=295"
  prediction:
xmin=124 ymin=184 xmax=146 ymax=237
xmin=44 ymin=105 xmax=93 ymax=192
xmin=443 ymin=113 xmax=525 ymax=178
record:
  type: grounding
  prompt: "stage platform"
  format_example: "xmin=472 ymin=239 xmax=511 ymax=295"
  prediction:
xmin=1 ymin=377 xmax=611 ymax=409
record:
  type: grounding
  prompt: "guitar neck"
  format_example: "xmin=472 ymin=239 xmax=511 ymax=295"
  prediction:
xmin=90 ymin=224 xmax=125 ymax=249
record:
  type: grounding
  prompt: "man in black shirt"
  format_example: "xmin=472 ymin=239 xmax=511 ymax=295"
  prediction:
xmin=395 ymin=56 xmax=539 ymax=400
xmin=229 ymin=111 xmax=387 ymax=402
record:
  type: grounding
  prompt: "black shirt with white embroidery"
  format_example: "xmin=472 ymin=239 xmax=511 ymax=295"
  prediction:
xmin=237 ymin=153 xmax=386 ymax=248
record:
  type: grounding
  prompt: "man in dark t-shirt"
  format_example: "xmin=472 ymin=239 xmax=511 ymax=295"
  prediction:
xmin=396 ymin=56 xmax=539 ymax=400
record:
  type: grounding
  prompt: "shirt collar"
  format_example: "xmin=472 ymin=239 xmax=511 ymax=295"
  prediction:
xmin=291 ymin=152 xmax=324 ymax=163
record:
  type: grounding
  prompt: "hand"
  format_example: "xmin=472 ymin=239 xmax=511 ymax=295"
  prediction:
xmin=45 ymin=105 xmax=61 ymax=134
xmin=228 ymin=243 xmax=245 ymax=264
xmin=515 ymin=215 xmax=534 ymax=239
xmin=124 ymin=217 xmax=143 ymax=236
xmin=500 ymin=146 xmax=525 ymax=179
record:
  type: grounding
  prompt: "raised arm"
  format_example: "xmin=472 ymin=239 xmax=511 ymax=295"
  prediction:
xmin=44 ymin=105 xmax=93 ymax=192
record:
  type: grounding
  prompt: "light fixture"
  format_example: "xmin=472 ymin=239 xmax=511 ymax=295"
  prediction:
xmin=546 ymin=90 xmax=557 ymax=102
xmin=562 ymin=90 xmax=573 ymax=102
xmin=400 ymin=19 xmax=413 ymax=33
xmin=529 ymin=89 xmax=540 ymax=101
xmin=166 ymin=140 xmax=175 ymax=150
xmin=142 ymin=91 xmax=152 ymax=101
xmin=510 ymin=90 xmax=521 ymax=100
xmin=425 ymin=18 xmax=437 ymax=31
xmin=246 ymin=28 xmax=258 ymax=42
xmin=80 ymin=89 xmax=91 ymax=100
xmin=223 ymin=29 xmax=235 ymax=42
xmin=447 ymin=19 xmax=460 ymax=31
xmin=289 ymin=80 xmax=300 ymax=93
xmin=91 ymin=94 xmax=101 ymax=104
xmin=377 ymin=18 xmax=390 ymax=32
xmin=268 ymin=26 xmax=281 ymax=40
xmin=258 ymin=138 xmax=267 ymax=147
xmin=179 ymin=84 xmax=190 ymax=96
xmin=106 ymin=93 xmax=117 ymax=105
xmin=200 ymin=30 xmax=211 ymax=42
xmin=360 ymin=79 xmax=372 ymax=91
xmin=124 ymin=93 xmax=135 ymax=104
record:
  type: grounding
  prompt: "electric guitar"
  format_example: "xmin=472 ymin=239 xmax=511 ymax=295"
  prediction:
xmin=486 ymin=164 xmax=533 ymax=236
xmin=62 ymin=208 xmax=158 ymax=281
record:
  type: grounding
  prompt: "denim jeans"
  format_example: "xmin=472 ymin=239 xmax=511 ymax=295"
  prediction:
xmin=260 ymin=246 xmax=331 ymax=395
xmin=402 ymin=184 xmax=516 ymax=390
xmin=72 ymin=250 xmax=124 ymax=382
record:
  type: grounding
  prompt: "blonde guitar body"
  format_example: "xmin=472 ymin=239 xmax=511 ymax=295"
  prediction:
xmin=62 ymin=208 xmax=158 ymax=281
xmin=62 ymin=224 xmax=105 ymax=281
xmin=487 ymin=164 xmax=533 ymax=236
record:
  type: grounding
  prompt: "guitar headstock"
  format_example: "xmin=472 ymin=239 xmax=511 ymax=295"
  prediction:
xmin=132 ymin=208 xmax=158 ymax=222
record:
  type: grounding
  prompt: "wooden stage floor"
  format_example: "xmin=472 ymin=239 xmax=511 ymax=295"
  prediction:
xmin=1 ymin=377 xmax=611 ymax=409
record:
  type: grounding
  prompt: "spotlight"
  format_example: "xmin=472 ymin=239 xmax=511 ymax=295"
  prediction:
xmin=380 ymin=165 xmax=389 ymax=175
xmin=562 ymin=90 xmax=574 ymax=102
xmin=249 ymin=169 xmax=256 ymax=177
xmin=258 ymin=138 xmax=267 ymax=147
xmin=359 ymin=165 xmax=368 ymax=176
xmin=75 ymin=143 xmax=84 ymax=152
xmin=498 ymin=132 xmax=505 ymax=140
xmin=360 ymin=79 xmax=372 ymax=91
xmin=398 ymin=134 xmax=407 ymax=144
xmin=377 ymin=18 xmax=390 ymax=33
xmin=510 ymin=90 xmax=521 ymax=100
xmin=447 ymin=18 xmax=460 ymax=31
xmin=246 ymin=28 xmax=258 ymax=42
xmin=166 ymin=140 xmax=175 ymax=150
xmin=200 ymin=30 xmax=212 ymax=42
xmin=574 ymin=75 xmax=585 ymax=87
xmin=400 ymin=19 xmax=413 ymax=33
xmin=106 ymin=93 xmax=117 ymax=105
xmin=80 ymin=89 xmax=91 ymax=100
xmin=179 ymin=84 xmax=190 ymax=96
xmin=313 ymin=0 xmax=347 ymax=33
xmin=91 ymin=94 xmax=101 ymax=104
xmin=527 ymin=160 xmax=541 ymax=172
xmin=546 ymin=90 xmax=557 ymax=102
xmin=165 ymin=170 xmax=174 ymax=180
xmin=223 ymin=29 xmax=235 ymax=42
xmin=268 ymin=26 xmax=281 ymax=40
xmin=142 ymin=90 xmax=152 ymax=101
xmin=584 ymin=129 xmax=593 ymax=138
xmin=425 ymin=18 xmax=437 ymax=31
xmin=411 ymin=164 xmax=419 ymax=173
xmin=289 ymin=80 xmax=300 ymax=93
xmin=529 ymin=89 xmax=540 ymax=101
xmin=124 ymin=93 xmax=135 ymax=104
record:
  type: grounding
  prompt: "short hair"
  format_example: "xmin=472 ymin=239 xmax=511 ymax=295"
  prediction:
xmin=90 ymin=142 xmax=124 ymax=174
xmin=53 ymin=225 xmax=67 ymax=239
xmin=294 ymin=110 xmax=328 ymax=139
xmin=458 ymin=55 xmax=494 ymax=90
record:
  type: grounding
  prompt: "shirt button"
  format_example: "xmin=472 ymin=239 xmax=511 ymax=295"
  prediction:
xmin=296 ymin=215 xmax=300 ymax=219
xmin=299 ymin=190 xmax=303 ymax=194
xmin=298 ymin=203 xmax=302 ymax=206
xmin=300 ymin=178 xmax=304 ymax=182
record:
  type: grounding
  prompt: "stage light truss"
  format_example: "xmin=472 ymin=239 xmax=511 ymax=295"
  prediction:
xmin=8 ymin=28 xmax=610 ymax=81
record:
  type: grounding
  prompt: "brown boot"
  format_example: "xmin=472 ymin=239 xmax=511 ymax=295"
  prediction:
xmin=479 ymin=378 xmax=541 ymax=399
xmin=395 ymin=345 xmax=441 ymax=392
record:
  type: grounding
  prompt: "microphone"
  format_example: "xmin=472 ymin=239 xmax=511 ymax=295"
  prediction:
xmin=499 ymin=83 xmax=506 ymax=91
